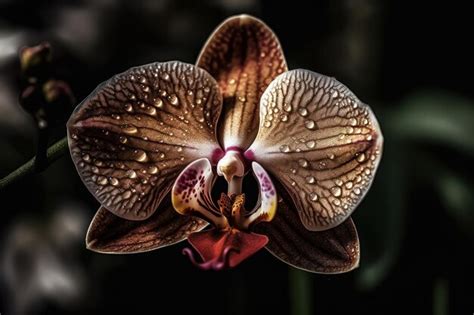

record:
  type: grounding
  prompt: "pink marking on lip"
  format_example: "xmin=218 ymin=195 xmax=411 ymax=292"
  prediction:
xmin=243 ymin=149 xmax=255 ymax=161
xmin=211 ymin=148 xmax=225 ymax=165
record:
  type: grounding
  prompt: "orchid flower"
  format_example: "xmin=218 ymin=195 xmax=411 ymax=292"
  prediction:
xmin=67 ymin=15 xmax=383 ymax=273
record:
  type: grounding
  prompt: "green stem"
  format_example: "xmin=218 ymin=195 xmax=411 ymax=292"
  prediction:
xmin=433 ymin=277 xmax=449 ymax=315
xmin=0 ymin=137 xmax=68 ymax=190
xmin=289 ymin=268 xmax=313 ymax=315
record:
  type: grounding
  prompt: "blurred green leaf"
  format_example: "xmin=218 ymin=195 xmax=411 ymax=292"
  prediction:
xmin=388 ymin=91 xmax=474 ymax=154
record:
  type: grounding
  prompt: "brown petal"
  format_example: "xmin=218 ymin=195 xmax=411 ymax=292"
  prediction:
xmin=255 ymin=194 xmax=359 ymax=274
xmin=68 ymin=61 xmax=223 ymax=220
xmin=86 ymin=201 xmax=208 ymax=254
xmin=197 ymin=15 xmax=288 ymax=149
xmin=247 ymin=69 xmax=383 ymax=231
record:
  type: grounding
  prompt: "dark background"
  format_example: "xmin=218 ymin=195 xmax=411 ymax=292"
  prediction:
xmin=1 ymin=0 xmax=473 ymax=314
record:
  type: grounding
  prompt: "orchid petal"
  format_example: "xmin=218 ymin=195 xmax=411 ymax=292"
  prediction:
xmin=197 ymin=14 xmax=288 ymax=149
xmin=185 ymin=228 xmax=268 ymax=269
xmin=247 ymin=69 xmax=383 ymax=231
xmin=67 ymin=61 xmax=223 ymax=220
xmin=255 ymin=195 xmax=359 ymax=274
xmin=86 ymin=203 xmax=208 ymax=254
xmin=172 ymin=158 xmax=228 ymax=228
xmin=241 ymin=162 xmax=277 ymax=228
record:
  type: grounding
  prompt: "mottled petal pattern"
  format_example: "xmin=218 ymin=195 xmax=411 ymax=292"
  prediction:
xmin=197 ymin=14 xmax=288 ymax=149
xmin=241 ymin=162 xmax=277 ymax=228
xmin=172 ymin=158 xmax=228 ymax=228
xmin=86 ymin=204 xmax=208 ymax=254
xmin=68 ymin=61 xmax=222 ymax=220
xmin=248 ymin=69 xmax=383 ymax=231
xmin=255 ymin=195 xmax=359 ymax=274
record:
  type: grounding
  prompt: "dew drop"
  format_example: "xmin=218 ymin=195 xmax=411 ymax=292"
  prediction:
xmin=147 ymin=107 xmax=157 ymax=115
xmin=123 ymin=125 xmax=138 ymax=134
xmin=228 ymin=78 xmax=236 ymax=85
xmin=119 ymin=136 xmax=128 ymax=144
xmin=91 ymin=166 xmax=99 ymax=173
xmin=305 ymin=120 xmax=316 ymax=130
xmin=357 ymin=153 xmax=366 ymax=162
xmin=331 ymin=186 xmax=342 ymax=197
xmin=283 ymin=103 xmax=292 ymax=112
xmin=328 ymin=153 xmax=335 ymax=160
xmin=264 ymin=121 xmax=272 ymax=128
xmin=298 ymin=159 xmax=309 ymax=168
xmin=159 ymin=153 xmax=165 ymax=159
xmin=333 ymin=199 xmax=341 ymax=206
xmin=298 ymin=108 xmax=308 ymax=117
xmin=148 ymin=165 xmax=158 ymax=174
xmin=306 ymin=176 xmax=316 ymax=184
xmin=279 ymin=145 xmax=291 ymax=153
xmin=364 ymin=168 xmax=371 ymax=175
xmin=97 ymin=176 xmax=107 ymax=185
xmin=162 ymin=73 xmax=170 ymax=80
xmin=125 ymin=104 xmax=133 ymax=112
xmin=306 ymin=140 xmax=316 ymax=149
xmin=281 ymin=114 xmax=288 ymax=122
xmin=169 ymin=94 xmax=179 ymax=106
xmin=310 ymin=192 xmax=318 ymax=201
xmin=109 ymin=177 xmax=119 ymax=186
xmin=345 ymin=181 xmax=354 ymax=189
xmin=154 ymin=98 xmax=163 ymax=108
xmin=82 ymin=154 xmax=90 ymax=162
xmin=349 ymin=118 xmax=357 ymax=126
xmin=135 ymin=151 xmax=148 ymax=162
xmin=354 ymin=187 xmax=361 ymax=195
xmin=126 ymin=169 xmax=137 ymax=178
xmin=335 ymin=179 xmax=343 ymax=186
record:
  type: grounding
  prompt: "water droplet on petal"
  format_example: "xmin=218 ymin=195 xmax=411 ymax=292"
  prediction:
xmin=123 ymin=125 xmax=138 ymax=134
xmin=310 ymin=192 xmax=318 ymax=201
xmin=169 ymin=94 xmax=179 ymax=105
xmin=298 ymin=108 xmax=308 ymax=117
xmin=331 ymin=186 xmax=342 ymax=197
xmin=354 ymin=187 xmax=361 ymax=195
xmin=125 ymin=104 xmax=133 ymax=112
xmin=162 ymin=73 xmax=170 ymax=80
xmin=264 ymin=121 xmax=272 ymax=128
xmin=119 ymin=136 xmax=128 ymax=144
xmin=154 ymin=98 xmax=163 ymax=108
xmin=306 ymin=176 xmax=315 ymax=184
xmin=279 ymin=145 xmax=291 ymax=153
xmin=148 ymin=165 xmax=158 ymax=174
xmin=349 ymin=118 xmax=357 ymax=126
xmin=109 ymin=177 xmax=119 ymax=186
xmin=357 ymin=153 xmax=366 ymax=162
xmin=82 ymin=154 xmax=90 ymax=161
xmin=306 ymin=140 xmax=316 ymax=149
xmin=135 ymin=151 xmax=148 ymax=162
xmin=126 ymin=169 xmax=137 ymax=178
xmin=305 ymin=120 xmax=316 ymax=130
xmin=283 ymin=103 xmax=292 ymax=112
xmin=281 ymin=114 xmax=288 ymax=122
xmin=298 ymin=158 xmax=309 ymax=168
xmin=345 ymin=181 xmax=354 ymax=189
xmin=97 ymin=176 xmax=107 ymax=185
